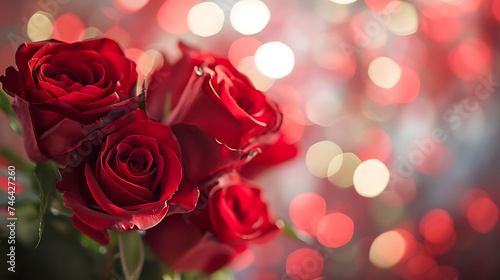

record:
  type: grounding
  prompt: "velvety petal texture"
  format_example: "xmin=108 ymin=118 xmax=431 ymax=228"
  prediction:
xmin=146 ymin=43 xmax=282 ymax=150
xmin=56 ymin=113 xmax=199 ymax=245
xmin=209 ymin=173 xmax=282 ymax=246
xmin=0 ymin=38 xmax=139 ymax=165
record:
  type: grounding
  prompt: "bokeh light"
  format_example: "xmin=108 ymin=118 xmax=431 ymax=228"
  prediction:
xmin=366 ymin=66 xmax=420 ymax=104
xmin=364 ymin=0 xmax=400 ymax=14
xmin=306 ymin=141 xmax=342 ymax=178
xmin=187 ymin=2 xmax=224 ymax=37
xmin=330 ymin=0 xmax=358 ymax=4
xmin=355 ymin=127 xmax=392 ymax=162
xmin=369 ymin=230 xmax=406 ymax=268
xmin=289 ymin=193 xmax=326 ymax=236
xmin=157 ymin=0 xmax=200 ymax=35
xmin=255 ymin=42 xmax=295 ymax=79
xmin=317 ymin=213 xmax=354 ymax=248
xmin=113 ymin=0 xmax=149 ymax=13
xmin=27 ymin=12 xmax=54 ymax=42
xmin=386 ymin=2 xmax=418 ymax=36
xmin=448 ymin=37 xmax=492 ymax=81
xmin=286 ymin=248 xmax=324 ymax=280
xmin=237 ymin=56 xmax=275 ymax=91
xmin=466 ymin=197 xmax=499 ymax=234
xmin=420 ymin=209 xmax=455 ymax=244
xmin=353 ymin=159 xmax=390 ymax=198
xmin=328 ymin=153 xmax=361 ymax=188
xmin=228 ymin=37 xmax=262 ymax=68
xmin=230 ymin=0 xmax=270 ymax=35
xmin=368 ymin=57 xmax=401 ymax=89
xmin=52 ymin=13 xmax=85 ymax=43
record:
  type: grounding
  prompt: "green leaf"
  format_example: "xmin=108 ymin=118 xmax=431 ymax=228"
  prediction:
xmin=118 ymin=231 xmax=145 ymax=280
xmin=34 ymin=161 xmax=61 ymax=248
xmin=281 ymin=220 xmax=313 ymax=244
xmin=0 ymin=88 xmax=22 ymax=134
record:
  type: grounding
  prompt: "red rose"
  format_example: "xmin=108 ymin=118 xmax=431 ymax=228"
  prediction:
xmin=0 ymin=38 xmax=140 ymax=165
xmin=171 ymin=124 xmax=258 ymax=187
xmin=56 ymin=110 xmax=199 ymax=245
xmin=209 ymin=173 xmax=282 ymax=246
xmin=146 ymin=43 xmax=282 ymax=150
xmin=145 ymin=211 xmax=245 ymax=274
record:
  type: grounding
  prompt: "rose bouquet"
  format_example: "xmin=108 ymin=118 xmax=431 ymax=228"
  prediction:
xmin=0 ymin=38 xmax=295 ymax=279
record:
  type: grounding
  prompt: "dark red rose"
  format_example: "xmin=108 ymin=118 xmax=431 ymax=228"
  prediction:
xmin=171 ymin=124 xmax=258 ymax=187
xmin=146 ymin=43 xmax=282 ymax=150
xmin=145 ymin=211 xmax=245 ymax=274
xmin=209 ymin=173 xmax=282 ymax=246
xmin=241 ymin=133 xmax=299 ymax=178
xmin=0 ymin=38 xmax=140 ymax=165
xmin=56 ymin=110 xmax=199 ymax=245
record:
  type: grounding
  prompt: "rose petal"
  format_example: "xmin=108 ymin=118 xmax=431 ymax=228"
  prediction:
xmin=71 ymin=215 xmax=109 ymax=245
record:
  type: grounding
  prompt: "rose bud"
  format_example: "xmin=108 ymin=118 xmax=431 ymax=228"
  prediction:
xmin=146 ymin=43 xmax=282 ymax=151
xmin=0 ymin=38 xmax=140 ymax=165
xmin=144 ymin=209 xmax=245 ymax=274
xmin=56 ymin=111 xmax=199 ymax=245
xmin=209 ymin=172 xmax=282 ymax=246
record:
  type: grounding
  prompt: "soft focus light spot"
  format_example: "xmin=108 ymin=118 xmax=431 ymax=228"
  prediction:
xmin=425 ymin=231 xmax=456 ymax=256
xmin=82 ymin=27 xmax=103 ymax=39
xmin=158 ymin=0 xmax=200 ymax=35
xmin=124 ymin=48 xmax=144 ymax=65
xmin=355 ymin=127 xmax=392 ymax=162
xmin=103 ymin=26 xmax=131 ymax=48
xmin=366 ymin=66 xmax=420 ymax=104
xmin=289 ymin=193 xmax=326 ymax=236
xmin=353 ymin=159 xmax=390 ymax=198
xmin=317 ymin=213 xmax=354 ymax=248
xmin=467 ymin=197 xmax=499 ymax=234
xmin=228 ymin=37 xmax=262 ymax=67
xmin=420 ymin=209 xmax=454 ymax=244
xmin=386 ymin=2 xmax=418 ymax=35
xmin=369 ymin=230 xmax=406 ymax=268
xmin=27 ymin=12 xmax=54 ymax=42
xmin=328 ymin=153 xmax=361 ymax=188
xmin=286 ymin=248 xmax=324 ymax=280
xmin=368 ymin=57 xmax=402 ymax=89
xmin=306 ymin=92 xmax=342 ymax=127
xmin=314 ymin=1 xmax=350 ymax=24
xmin=493 ymin=0 xmax=500 ymax=22
xmin=448 ymin=37 xmax=492 ymax=81
xmin=138 ymin=49 xmax=164 ymax=76
xmin=365 ymin=0 xmax=400 ymax=14
xmin=395 ymin=229 xmax=417 ymax=262
xmin=306 ymin=141 xmax=342 ymax=178
xmin=230 ymin=0 xmax=270 ymax=35
xmin=420 ymin=4 xmax=462 ymax=42
xmin=52 ymin=13 xmax=85 ymax=43
xmin=188 ymin=2 xmax=224 ymax=37
xmin=330 ymin=0 xmax=357 ymax=4
xmin=113 ymin=0 xmax=149 ymax=13
xmin=255 ymin=42 xmax=295 ymax=79
xmin=237 ymin=56 xmax=275 ymax=91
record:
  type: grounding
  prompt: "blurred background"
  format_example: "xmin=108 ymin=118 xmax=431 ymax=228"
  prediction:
xmin=1 ymin=0 xmax=500 ymax=279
